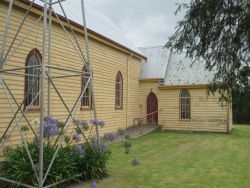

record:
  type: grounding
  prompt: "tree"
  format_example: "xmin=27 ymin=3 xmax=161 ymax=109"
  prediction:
xmin=166 ymin=0 xmax=250 ymax=103
xmin=232 ymin=86 xmax=250 ymax=124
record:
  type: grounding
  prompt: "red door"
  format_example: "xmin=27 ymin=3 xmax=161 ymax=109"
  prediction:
xmin=147 ymin=92 xmax=158 ymax=124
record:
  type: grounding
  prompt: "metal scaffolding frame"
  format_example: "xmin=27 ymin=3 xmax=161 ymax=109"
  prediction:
xmin=0 ymin=0 xmax=99 ymax=187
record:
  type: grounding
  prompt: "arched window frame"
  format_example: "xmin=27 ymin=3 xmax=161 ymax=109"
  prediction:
xmin=115 ymin=71 xmax=123 ymax=109
xmin=24 ymin=49 xmax=41 ymax=109
xmin=81 ymin=66 xmax=92 ymax=109
xmin=147 ymin=92 xmax=158 ymax=124
xmin=180 ymin=89 xmax=191 ymax=120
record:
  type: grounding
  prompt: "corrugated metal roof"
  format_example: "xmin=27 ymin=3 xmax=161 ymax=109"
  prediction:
xmin=26 ymin=0 xmax=142 ymax=55
xmin=140 ymin=46 xmax=215 ymax=85
xmin=164 ymin=52 xmax=215 ymax=85
xmin=139 ymin=46 xmax=170 ymax=79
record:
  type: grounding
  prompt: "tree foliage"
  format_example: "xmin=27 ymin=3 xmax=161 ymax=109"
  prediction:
xmin=166 ymin=0 xmax=250 ymax=103
xmin=233 ymin=86 xmax=250 ymax=124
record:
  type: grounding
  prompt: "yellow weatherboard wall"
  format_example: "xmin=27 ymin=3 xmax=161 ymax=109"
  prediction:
xmin=0 ymin=0 xmax=233 ymax=161
xmin=140 ymin=81 xmax=232 ymax=133
xmin=0 ymin=0 xmax=142 ymax=158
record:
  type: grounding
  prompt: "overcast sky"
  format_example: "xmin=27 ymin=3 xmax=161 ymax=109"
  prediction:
xmin=85 ymin=0 xmax=187 ymax=48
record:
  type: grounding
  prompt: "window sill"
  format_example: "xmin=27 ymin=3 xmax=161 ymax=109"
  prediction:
xmin=179 ymin=118 xmax=191 ymax=121
xmin=24 ymin=106 xmax=40 ymax=112
xmin=80 ymin=107 xmax=92 ymax=111
xmin=115 ymin=107 xmax=123 ymax=110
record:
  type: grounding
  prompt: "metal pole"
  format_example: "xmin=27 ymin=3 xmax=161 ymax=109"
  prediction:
xmin=0 ymin=0 xmax=13 ymax=68
xmin=45 ymin=64 xmax=90 ymax=74
xmin=0 ymin=78 xmax=39 ymax=182
xmin=5 ymin=15 xmax=43 ymax=71
xmin=0 ymin=88 xmax=41 ymax=150
xmin=58 ymin=1 xmax=87 ymax=64
xmin=1 ymin=0 xmax=36 ymax=69
xmin=81 ymin=0 xmax=99 ymax=146
xmin=39 ymin=0 xmax=48 ymax=187
xmin=50 ymin=73 xmax=88 ymax=79
xmin=50 ymin=7 xmax=86 ymax=64
xmin=0 ymin=77 xmax=38 ymax=138
xmin=49 ymin=0 xmax=67 ymax=5
xmin=48 ymin=71 xmax=92 ymax=146
xmin=0 ymin=177 xmax=36 ymax=188
xmin=43 ymin=72 xmax=95 ymax=182
xmin=0 ymin=72 xmax=41 ymax=146
xmin=47 ymin=0 xmax=52 ymax=116
xmin=0 ymin=65 xmax=42 ymax=72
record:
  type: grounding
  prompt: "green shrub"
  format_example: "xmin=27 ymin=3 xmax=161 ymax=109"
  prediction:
xmin=77 ymin=140 xmax=111 ymax=180
xmin=122 ymin=140 xmax=132 ymax=154
xmin=0 ymin=117 xmax=111 ymax=187
xmin=1 ymin=142 xmax=79 ymax=187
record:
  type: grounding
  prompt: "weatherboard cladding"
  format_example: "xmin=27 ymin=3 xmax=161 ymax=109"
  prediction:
xmin=24 ymin=0 xmax=144 ymax=57
xmin=0 ymin=1 xmax=142 ymax=159
xmin=139 ymin=82 xmax=230 ymax=133
xmin=140 ymin=46 xmax=216 ymax=85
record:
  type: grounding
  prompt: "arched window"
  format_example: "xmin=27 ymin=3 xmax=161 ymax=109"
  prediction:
xmin=25 ymin=49 xmax=41 ymax=108
xmin=115 ymin=71 xmax=123 ymax=109
xmin=180 ymin=89 xmax=191 ymax=119
xmin=147 ymin=92 xmax=158 ymax=124
xmin=81 ymin=66 xmax=91 ymax=109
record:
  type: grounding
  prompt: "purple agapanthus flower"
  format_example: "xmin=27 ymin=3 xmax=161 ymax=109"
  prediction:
xmin=49 ymin=118 xmax=58 ymax=127
xmin=81 ymin=120 xmax=89 ymax=131
xmin=131 ymin=158 xmax=141 ymax=166
xmin=101 ymin=142 xmax=109 ymax=152
xmin=90 ymin=119 xmax=106 ymax=128
xmin=43 ymin=124 xmax=57 ymax=138
xmin=44 ymin=116 xmax=58 ymax=126
xmin=76 ymin=144 xmax=84 ymax=158
xmin=104 ymin=132 xmax=116 ymax=142
xmin=90 ymin=119 xmax=99 ymax=126
xmin=39 ymin=116 xmax=59 ymax=138
xmin=109 ymin=132 xmax=116 ymax=141
xmin=99 ymin=120 xmax=105 ymax=128
xmin=48 ymin=126 xmax=57 ymax=136
xmin=44 ymin=116 xmax=52 ymax=125
xmin=72 ymin=133 xmax=81 ymax=142
xmin=44 ymin=116 xmax=51 ymax=122
xmin=103 ymin=133 xmax=109 ymax=141
xmin=90 ymin=181 xmax=97 ymax=188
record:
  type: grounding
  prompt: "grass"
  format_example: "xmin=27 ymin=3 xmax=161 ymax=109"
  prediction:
xmin=91 ymin=125 xmax=250 ymax=188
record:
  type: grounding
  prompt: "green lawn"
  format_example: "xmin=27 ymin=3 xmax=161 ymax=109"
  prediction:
xmin=95 ymin=125 xmax=250 ymax=188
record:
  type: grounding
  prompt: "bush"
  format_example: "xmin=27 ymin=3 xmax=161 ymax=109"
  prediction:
xmin=117 ymin=128 xmax=127 ymax=136
xmin=0 ymin=117 xmax=110 ymax=187
xmin=131 ymin=158 xmax=141 ymax=166
xmin=76 ymin=140 xmax=111 ymax=180
xmin=123 ymin=140 xmax=132 ymax=154
xmin=103 ymin=132 xmax=116 ymax=142
xmin=0 ymin=142 xmax=79 ymax=187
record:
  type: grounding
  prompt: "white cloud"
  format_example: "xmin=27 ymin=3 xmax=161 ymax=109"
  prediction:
xmin=85 ymin=0 xmax=187 ymax=47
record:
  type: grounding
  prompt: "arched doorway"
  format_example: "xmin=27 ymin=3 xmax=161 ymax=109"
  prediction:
xmin=147 ymin=92 xmax=158 ymax=124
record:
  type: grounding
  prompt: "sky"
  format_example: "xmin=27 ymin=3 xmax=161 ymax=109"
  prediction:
xmin=85 ymin=0 xmax=187 ymax=48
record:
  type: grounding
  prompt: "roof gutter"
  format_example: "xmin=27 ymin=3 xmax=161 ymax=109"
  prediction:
xmin=158 ymin=84 xmax=209 ymax=90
